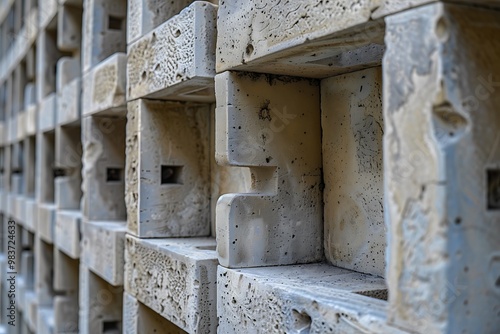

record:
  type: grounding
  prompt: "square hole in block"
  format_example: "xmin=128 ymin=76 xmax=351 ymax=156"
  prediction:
xmin=102 ymin=320 xmax=120 ymax=332
xmin=161 ymin=165 xmax=183 ymax=185
xmin=487 ymin=169 xmax=500 ymax=210
xmin=53 ymin=168 xmax=66 ymax=178
xmin=106 ymin=168 xmax=123 ymax=182
xmin=108 ymin=15 xmax=123 ymax=30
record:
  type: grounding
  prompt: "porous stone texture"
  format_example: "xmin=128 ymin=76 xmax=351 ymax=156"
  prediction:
xmin=215 ymin=71 xmax=323 ymax=268
xmin=217 ymin=265 xmax=400 ymax=334
xmin=124 ymin=235 xmax=218 ymax=333
xmin=384 ymin=3 xmax=500 ymax=333
xmin=322 ymin=67 xmax=385 ymax=277
xmin=54 ymin=210 xmax=81 ymax=259
xmin=127 ymin=1 xmax=217 ymax=102
xmin=123 ymin=292 xmax=187 ymax=334
xmin=126 ymin=99 xmax=211 ymax=238
xmin=81 ymin=221 xmax=126 ymax=286
xmin=82 ymin=53 xmax=127 ymax=116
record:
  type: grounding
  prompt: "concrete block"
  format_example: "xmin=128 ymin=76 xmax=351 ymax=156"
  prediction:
xmin=81 ymin=116 xmax=126 ymax=222
xmin=217 ymin=264 xmax=397 ymax=334
xmin=383 ymin=4 xmax=500 ymax=333
xmin=123 ymin=293 xmax=187 ymax=334
xmin=24 ymin=198 xmax=37 ymax=232
xmin=79 ymin=265 xmax=123 ymax=334
xmin=125 ymin=235 xmax=217 ymax=333
xmin=56 ymin=58 xmax=81 ymax=125
xmin=23 ymin=136 xmax=36 ymax=197
xmin=127 ymin=2 xmax=217 ymax=102
xmin=17 ymin=110 xmax=26 ymax=141
xmin=54 ymin=295 xmax=79 ymax=333
xmin=125 ymin=99 xmax=211 ymax=238
xmin=57 ymin=4 xmax=83 ymax=52
xmin=55 ymin=210 xmax=81 ymax=259
xmin=321 ymin=67 xmax=385 ymax=277
xmin=37 ymin=203 xmax=56 ymax=243
xmin=81 ymin=53 xmax=127 ymax=116
xmin=81 ymin=0 xmax=127 ymax=73
xmin=215 ymin=0 xmax=386 ymax=77
xmin=81 ymin=221 xmax=126 ymax=286
xmin=215 ymin=71 xmax=322 ymax=268
xmin=25 ymin=104 xmax=36 ymax=136
xmin=38 ymin=93 xmax=56 ymax=132
xmin=53 ymin=248 xmax=79 ymax=294
xmin=34 ymin=237 xmax=54 ymax=306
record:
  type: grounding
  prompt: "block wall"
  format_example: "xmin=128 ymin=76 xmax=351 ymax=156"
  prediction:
xmin=0 ymin=0 xmax=498 ymax=333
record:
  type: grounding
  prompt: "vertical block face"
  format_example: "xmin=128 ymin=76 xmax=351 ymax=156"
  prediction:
xmin=322 ymin=67 xmax=385 ymax=277
xmin=56 ymin=58 xmax=81 ymax=125
xmin=35 ymin=238 xmax=54 ymax=306
xmin=124 ymin=235 xmax=218 ymax=333
xmin=215 ymin=71 xmax=323 ymax=268
xmin=127 ymin=2 xmax=217 ymax=102
xmin=123 ymin=293 xmax=187 ymax=334
xmin=82 ymin=53 xmax=127 ymax=116
xmin=384 ymin=4 xmax=500 ymax=333
xmin=82 ymin=116 xmax=126 ymax=221
xmin=38 ymin=93 xmax=57 ymax=132
xmin=126 ymin=100 xmax=210 ymax=237
xmin=57 ymin=4 xmax=83 ymax=52
xmin=55 ymin=210 xmax=81 ymax=259
xmin=82 ymin=0 xmax=127 ymax=73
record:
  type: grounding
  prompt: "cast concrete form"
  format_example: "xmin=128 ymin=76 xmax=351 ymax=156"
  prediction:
xmin=0 ymin=0 xmax=497 ymax=334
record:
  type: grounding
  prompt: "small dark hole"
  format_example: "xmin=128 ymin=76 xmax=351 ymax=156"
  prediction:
xmin=12 ymin=168 xmax=22 ymax=174
xmin=53 ymin=168 xmax=66 ymax=178
xmin=108 ymin=16 xmax=123 ymax=30
xmin=161 ymin=165 xmax=183 ymax=184
xmin=487 ymin=169 xmax=500 ymax=210
xmin=102 ymin=320 xmax=120 ymax=332
xmin=106 ymin=168 xmax=122 ymax=182
xmin=245 ymin=44 xmax=254 ymax=55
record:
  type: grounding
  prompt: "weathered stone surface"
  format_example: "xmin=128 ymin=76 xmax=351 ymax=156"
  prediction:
xmin=322 ymin=67 xmax=385 ymax=277
xmin=123 ymin=292 xmax=187 ymax=334
xmin=79 ymin=265 xmax=123 ymax=334
xmin=57 ymin=4 xmax=83 ymax=53
xmin=125 ymin=235 xmax=218 ymax=333
xmin=55 ymin=210 xmax=81 ymax=259
xmin=81 ymin=221 xmax=126 ymax=286
xmin=82 ymin=53 xmax=127 ymax=116
xmin=217 ymin=265 xmax=401 ymax=334
xmin=384 ymin=3 xmax=500 ymax=333
xmin=126 ymin=100 xmax=210 ymax=238
xmin=81 ymin=116 xmax=126 ymax=222
xmin=81 ymin=0 xmax=127 ymax=73
xmin=127 ymin=2 xmax=217 ymax=102
xmin=215 ymin=71 xmax=323 ymax=268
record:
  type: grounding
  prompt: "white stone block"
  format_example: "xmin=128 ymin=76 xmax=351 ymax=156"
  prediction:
xmin=55 ymin=210 xmax=81 ymax=259
xmin=215 ymin=71 xmax=322 ymax=268
xmin=81 ymin=116 xmax=126 ymax=222
xmin=81 ymin=0 xmax=127 ymax=73
xmin=82 ymin=53 xmax=127 ymax=117
xmin=56 ymin=57 xmax=81 ymax=126
xmin=37 ymin=203 xmax=56 ymax=243
xmin=79 ymin=264 xmax=123 ymax=334
xmin=37 ymin=307 xmax=54 ymax=334
xmin=123 ymin=292 xmax=187 ymax=334
xmin=81 ymin=221 xmax=126 ymax=286
xmin=124 ymin=235 xmax=218 ymax=333
xmin=25 ymin=104 xmax=37 ymax=136
xmin=384 ymin=4 xmax=500 ymax=333
xmin=126 ymin=99 xmax=211 ymax=238
xmin=38 ymin=93 xmax=57 ymax=133
xmin=322 ymin=67 xmax=385 ymax=277
xmin=57 ymin=4 xmax=83 ymax=53
xmin=217 ymin=265 xmax=397 ymax=334
xmin=127 ymin=2 xmax=217 ymax=102
xmin=24 ymin=198 xmax=37 ymax=232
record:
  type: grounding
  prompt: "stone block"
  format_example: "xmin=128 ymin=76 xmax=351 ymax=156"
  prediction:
xmin=79 ymin=265 xmax=123 ymax=334
xmin=81 ymin=0 xmax=127 ymax=73
xmin=57 ymin=4 xmax=83 ymax=52
xmin=123 ymin=293 xmax=187 ymax=334
xmin=126 ymin=99 xmax=211 ymax=238
xmin=39 ymin=0 xmax=58 ymax=29
xmin=82 ymin=53 xmax=127 ymax=116
xmin=124 ymin=235 xmax=218 ymax=333
xmin=322 ymin=67 xmax=385 ymax=277
xmin=20 ymin=251 xmax=34 ymax=289
xmin=56 ymin=58 xmax=81 ymax=125
xmin=81 ymin=221 xmax=126 ymax=286
xmin=7 ymin=116 xmax=16 ymax=144
xmin=53 ymin=295 xmax=79 ymax=333
xmin=37 ymin=203 xmax=56 ymax=243
xmin=23 ymin=135 xmax=37 ymax=197
xmin=37 ymin=307 xmax=54 ymax=334
xmin=383 ymin=4 xmax=500 ymax=333
xmin=215 ymin=71 xmax=322 ymax=268
xmin=0 ymin=122 xmax=5 ymax=146
xmin=36 ymin=131 xmax=55 ymax=205
xmin=127 ymin=2 xmax=217 ymax=102
xmin=25 ymin=104 xmax=36 ymax=136
xmin=24 ymin=198 xmax=37 ymax=232
xmin=53 ymin=248 xmax=79 ymax=294
xmin=34 ymin=237 xmax=54 ymax=306
xmin=38 ymin=93 xmax=56 ymax=133
xmin=55 ymin=210 xmax=81 ymax=259
xmin=24 ymin=291 xmax=37 ymax=332
xmin=217 ymin=264 xmax=397 ymax=334
xmin=17 ymin=110 xmax=26 ymax=141
xmin=81 ymin=116 xmax=126 ymax=222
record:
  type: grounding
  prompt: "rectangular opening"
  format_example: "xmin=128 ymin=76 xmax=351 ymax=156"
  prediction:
xmin=108 ymin=15 xmax=123 ymax=30
xmin=106 ymin=167 xmax=122 ymax=182
xmin=53 ymin=168 xmax=66 ymax=178
xmin=102 ymin=320 xmax=120 ymax=332
xmin=161 ymin=165 xmax=183 ymax=185
xmin=487 ymin=169 xmax=500 ymax=210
